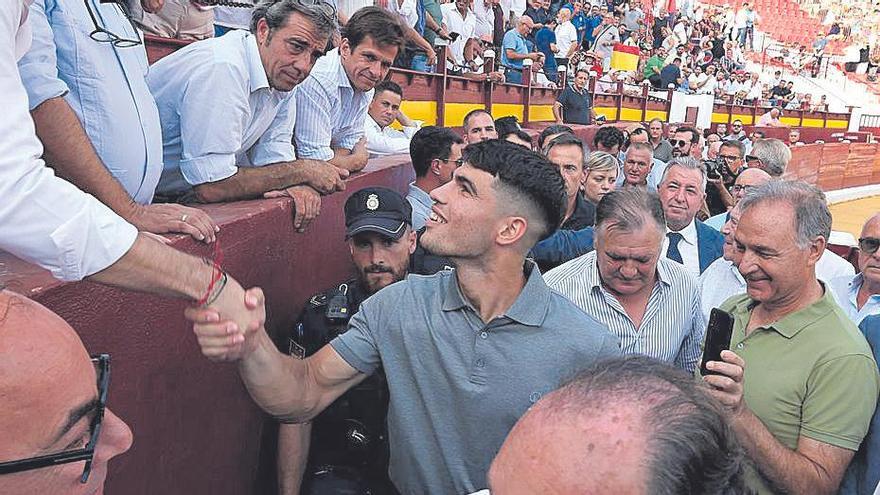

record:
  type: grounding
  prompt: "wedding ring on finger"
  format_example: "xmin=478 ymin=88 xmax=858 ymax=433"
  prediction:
xmin=181 ymin=214 xmax=188 ymax=223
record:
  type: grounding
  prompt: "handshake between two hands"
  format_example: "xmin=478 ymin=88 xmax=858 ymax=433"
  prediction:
xmin=186 ymin=283 xmax=267 ymax=362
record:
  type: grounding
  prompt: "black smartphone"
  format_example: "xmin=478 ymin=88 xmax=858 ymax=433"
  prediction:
xmin=449 ymin=32 xmax=460 ymax=42
xmin=700 ymin=308 xmax=735 ymax=376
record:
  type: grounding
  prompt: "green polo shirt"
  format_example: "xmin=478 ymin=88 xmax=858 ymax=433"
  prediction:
xmin=643 ymin=55 xmax=664 ymax=79
xmin=719 ymin=288 xmax=880 ymax=494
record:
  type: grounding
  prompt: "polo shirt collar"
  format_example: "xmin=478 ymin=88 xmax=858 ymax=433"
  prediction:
xmin=667 ymin=219 xmax=697 ymax=246
xmin=244 ymin=33 xmax=271 ymax=93
xmin=731 ymin=282 xmax=837 ymax=339
xmin=441 ymin=261 xmax=550 ymax=327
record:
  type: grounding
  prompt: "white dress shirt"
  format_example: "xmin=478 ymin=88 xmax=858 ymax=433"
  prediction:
xmin=554 ymin=20 xmax=578 ymax=59
xmin=442 ymin=4 xmax=476 ymax=67
xmin=829 ymin=273 xmax=880 ymax=325
xmin=364 ymin=117 xmax=421 ymax=158
xmin=0 ymin=2 xmax=136 ymax=281
xmin=149 ymin=30 xmax=297 ymax=196
xmin=545 ymin=251 xmax=706 ymax=373
xmin=698 ymin=257 xmax=746 ymax=321
xmin=472 ymin=0 xmax=494 ymax=38
xmin=294 ymin=48 xmax=372 ymax=161
xmin=664 ymin=220 xmax=701 ymax=279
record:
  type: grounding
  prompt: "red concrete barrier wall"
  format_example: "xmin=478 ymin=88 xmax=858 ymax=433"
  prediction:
xmin=787 ymin=142 xmax=880 ymax=190
xmin=0 ymin=156 xmax=414 ymax=495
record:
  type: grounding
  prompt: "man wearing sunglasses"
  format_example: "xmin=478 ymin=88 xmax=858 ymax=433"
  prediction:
xmin=0 ymin=290 xmax=132 ymax=495
xmin=669 ymin=125 xmax=700 ymax=160
xmin=830 ymin=214 xmax=880 ymax=325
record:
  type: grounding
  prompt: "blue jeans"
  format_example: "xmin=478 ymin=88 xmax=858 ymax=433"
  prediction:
xmin=506 ymin=70 xmax=523 ymax=85
xmin=410 ymin=54 xmax=434 ymax=73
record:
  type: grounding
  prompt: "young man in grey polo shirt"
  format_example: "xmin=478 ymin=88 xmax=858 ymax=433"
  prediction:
xmin=188 ymin=140 xmax=620 ymax=494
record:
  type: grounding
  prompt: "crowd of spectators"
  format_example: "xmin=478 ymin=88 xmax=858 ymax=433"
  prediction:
xmin=4 ymin=1 xmax=880 ymax=495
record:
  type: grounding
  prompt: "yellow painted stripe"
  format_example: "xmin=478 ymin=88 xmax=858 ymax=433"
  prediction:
xmin=399 ymin=100 xmax=438 ymax=126
xmin=528 ymin=104 xmax=555 ymax=122
xmin=492 ymin=103 xmax=524 ymax=122
xmin=595 ymin=106 xmax=618 ymax=120
xmin=444 ymin=102 xmax=485 ymax=127
xmin=644 ymin=110 xmax=668 ymax=121
xmin=800 ymin=118 xmax=826 ymax=128
xmin=730 ymin=113 xmax=754 ymax=125
xmin=826 ymin=119 xmax=849 ymax=129
xmin=619 ymin=107 xmax=644 ymax=121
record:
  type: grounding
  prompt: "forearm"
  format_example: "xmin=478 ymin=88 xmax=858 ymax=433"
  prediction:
xmin=238 ymin=328 xmax=320 ymax=422
xmin=506 ymin=50 xmax=532 ymax=61
xmin=553 ymin=103 xmax=564 ymax=123
xmin=193 ymin=161 xmax=312 ymax=203
xmin=87 ymin=233 xmax=215 ymax=299
xmin=329 ymin=148 xmax=367 ymax=172
xmin=278 ymin=422 xmax=312 ymax=495
xmin=403 ymin=23 xmax=433 ymax=54
xmin=732 ymin=410 xmax=839 ymax=494
xmin=424 ymin=14 xmax=441 ymax=33
xmin=31 ymin=97 xmax=138 ymax=219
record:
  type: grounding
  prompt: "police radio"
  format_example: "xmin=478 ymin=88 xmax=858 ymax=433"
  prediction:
xmin=326 ymin=284 xmax=351 ymax=321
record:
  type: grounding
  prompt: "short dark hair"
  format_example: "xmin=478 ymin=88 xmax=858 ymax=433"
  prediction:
xmin=342 ymin=6 xmax=405 ymax=53
xmin=494 ymin=116 xmax=521 ymax=137
xmin=462 ymin=140 xmax=566 ymax=242
xmin=538 ymin=124 xmax=574 ymax=149
xmin=595 ymin=187 xmax=665 ymax=235
xmin=543 ymin=133 xmax=584 ymax=161
xmin=503 ymin=129 xmax=534 ymax=146
xmin=719 ymin=139 xmax=745 ymax=157
xmin=592 ymin=126 xmax=626 ymax=150
xmin=541 ymin=356 xmax=747 ymax=495
xmin=409 ymin=126 xmax=463 ymax=177
xmin=251 ymin=0 xmax=337 ymax=39
xmin=675 ymin=125 xmax=700 ymax=144
xmin=373 ymin=80 xmax=403 ymax=98
xmin=462 ymin=109 xmax=493 ymax=132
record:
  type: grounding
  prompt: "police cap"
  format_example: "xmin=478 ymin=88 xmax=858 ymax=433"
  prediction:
xmin=344 ymin=187 xmax=412 ymax=240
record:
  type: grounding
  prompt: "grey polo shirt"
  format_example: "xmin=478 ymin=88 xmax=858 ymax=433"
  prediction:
xmin=331 ymin=262 xmax=620 ymax=495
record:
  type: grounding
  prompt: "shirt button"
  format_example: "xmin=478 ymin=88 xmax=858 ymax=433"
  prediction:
xmin=475 ymin=358 xmax=485 ymax=368
xmin=480 ymin=331 xmax=488 ymax=339
xmin=736 ymin=343 xmax=744 ymax=350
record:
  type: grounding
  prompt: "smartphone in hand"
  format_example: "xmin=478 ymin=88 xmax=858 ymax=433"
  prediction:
xmin=700 ymin=308 xmax=735 ymax=376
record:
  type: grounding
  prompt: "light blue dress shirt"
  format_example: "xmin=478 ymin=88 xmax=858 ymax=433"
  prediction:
xmin=148 ymin=30 xmax=297 ymax=196
xmin=830 ymin=274 xmax=880 ymax=325
xmin=406 ymin=182 xmax=433 ymax=231
xmin=704 ymin=211 xmax=728 ymax=231
xmin=18 ymin=0 xmax=163 ymax=204
xmin=294 ymin=48 xmax=372 ymax=161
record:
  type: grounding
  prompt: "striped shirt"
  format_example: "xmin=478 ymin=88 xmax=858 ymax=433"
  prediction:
xmin=544 ymin=251 xmax=706 ymax=373
xmin=293 ymin=48 xmax=372 ymax=161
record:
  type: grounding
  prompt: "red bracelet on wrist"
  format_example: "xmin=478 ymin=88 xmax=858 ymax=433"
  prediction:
xmin=196 ymin=240 xmax=225 ymax=307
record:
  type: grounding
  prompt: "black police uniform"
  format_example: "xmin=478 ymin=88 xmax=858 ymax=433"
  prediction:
xmin=288 ymin=281 xmax=396 ymax=495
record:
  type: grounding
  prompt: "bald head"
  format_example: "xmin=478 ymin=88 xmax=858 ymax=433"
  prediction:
xmin=733 ymin=168 xmax=772 ymax=204
xmin=488 ymin=356 xmax=747 ymax=495
xmin=0 ymin=292 xmax=132 ymax=494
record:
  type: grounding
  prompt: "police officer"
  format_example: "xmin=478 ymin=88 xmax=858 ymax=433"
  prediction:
xmin=278 ymin=187 xmax=421 ymax=495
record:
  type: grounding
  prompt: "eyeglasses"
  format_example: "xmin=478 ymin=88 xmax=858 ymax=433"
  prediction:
xmin=84 ymin=0 xmax=142 ymax=47
xmin=0 ymin=354 xmax=110 ymax=483
xmin=744 ymin=155 xmax=761 ymax=163
xmin=671 ymin=139 xmax=690 ymax=147
xmin=719 ymin=154 xmax=741 ymax=162
xmin=860 ymin=237 xmax=880 ymax=255
xmin=731 ymin=184 xmax=754 ymax=194
xmin=438 ymin=158 xmax=464 ymax=166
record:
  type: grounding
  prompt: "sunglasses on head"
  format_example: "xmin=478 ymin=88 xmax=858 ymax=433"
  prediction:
xmin=860 ymin=237 xmax=880 ymax=255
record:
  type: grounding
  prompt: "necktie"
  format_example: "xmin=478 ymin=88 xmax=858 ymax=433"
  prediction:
xmin=667 ymin=232 xmax=684 ymax=264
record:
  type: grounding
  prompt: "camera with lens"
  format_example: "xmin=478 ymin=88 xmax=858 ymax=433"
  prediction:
xmin=703 ymin=156 xmax=728 ymax=181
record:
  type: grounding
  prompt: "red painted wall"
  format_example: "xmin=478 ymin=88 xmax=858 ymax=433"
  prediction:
xmin=0 ymin=157 xmax=414 ymax=495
